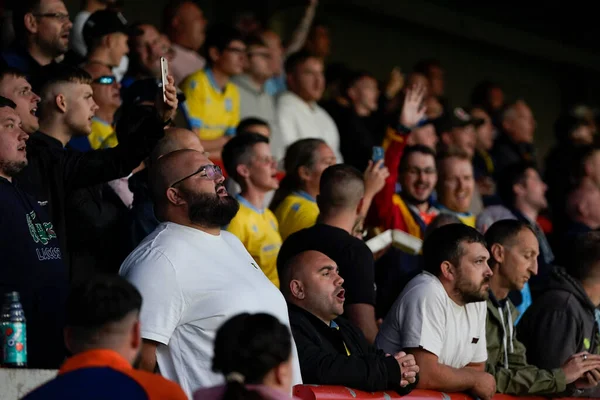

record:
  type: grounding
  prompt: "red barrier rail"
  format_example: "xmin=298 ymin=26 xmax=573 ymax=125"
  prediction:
xmin=293 ymin=385 xmax=580 ymax=400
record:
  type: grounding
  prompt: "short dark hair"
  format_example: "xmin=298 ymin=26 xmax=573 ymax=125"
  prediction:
xmin=413 ymin=58 xmax=442 ymax=76
xmin=484 ymin=219 xmax=536 ymax=267
xmin=570 ymin=232 xmax=600 ymax=282
xmin=12 ymin=0 xmax=42 ymax=40
xmin=66 ymin=275 xmax=142 ymax=345
xmin=423 ymin=213 xmax=461 ymax=240
xmin=222 ymin=132 xmax=269 ymax=183
xmin=496 ymin=162 xmax=538 ymax=207
xmin=34 ymin=64 xmax=92 ymax=97
xmin=203 ymin=24 xmax=244 ymax=66
xmin=399 ymin=145 xmax=437 ymax=173
xmin=569 ymin=145 xmax=600 ymax=188
xmin=0 ymin=66 xmax=27 ymax=83
xmin=0 ymin=96 xmax=17 ymax=109
xmin=237 ymin=117 xmax=269 ymax=135
xmin=245 ymin=34 xmax=267 ymax=49
xmin=422 ymin=223 xmax=487 ymax=276
xmin=318 ymin=164 xmax=364 ymax=211
xmin=162 ymin=0 xmax=188 ymax=34
xmin=212 ymin=313 xmax=291 ymax=387
xmin=284 ymin=50 xmax=319 ymax=75
xmin=341 ymin=70 xmax=375 ymax=99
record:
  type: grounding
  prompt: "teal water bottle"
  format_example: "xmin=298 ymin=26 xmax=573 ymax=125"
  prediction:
xmin=1 ymin=292 xmax=27 ymax=367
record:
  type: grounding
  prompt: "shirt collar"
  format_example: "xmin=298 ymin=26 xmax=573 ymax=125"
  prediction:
xmin=59 ymin=349 xmax=131 ymax=375
xmin=205 ymin=67 xmax=227 ymax=93
xmin=235 ymin=194 xmax=264 ymax=214
xmin=293 ymin=190 xmax=316 ymax=203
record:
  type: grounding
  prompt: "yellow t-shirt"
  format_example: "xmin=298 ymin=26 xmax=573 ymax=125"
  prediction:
xmin=180 ymin=68 xmax=240 ymax=141
xmin=227 ymin=195 xmax=282 ymax=287
xmin=274 ymin=191 xmax=319 ymax=241
xmin=88 ymin=118 xmax=118 ymax=149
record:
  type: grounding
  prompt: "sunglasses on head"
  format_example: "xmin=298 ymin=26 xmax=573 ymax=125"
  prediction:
xmin=93 ymin=76 xmax=117 ymax=85
xmin=170 ymin=164 xmax=223 ymax=188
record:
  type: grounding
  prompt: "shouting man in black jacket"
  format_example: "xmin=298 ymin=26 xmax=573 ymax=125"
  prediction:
xmin=280 ymin=250 xmax=419 ymax=394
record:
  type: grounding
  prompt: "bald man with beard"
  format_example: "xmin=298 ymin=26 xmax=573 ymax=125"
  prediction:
xmin=120 ymin=149 xmax=303 ymax=397
xmin=129 ymin=127 xmax=205 ymax=248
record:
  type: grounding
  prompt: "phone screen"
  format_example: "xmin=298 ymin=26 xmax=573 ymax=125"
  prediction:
xmin=160 ymin=57 xmax=168 ymax=102
xmin=372 ymin=146 xmax=384 ymax=167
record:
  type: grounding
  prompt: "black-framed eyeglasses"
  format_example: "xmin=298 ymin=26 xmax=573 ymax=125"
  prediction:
xmin=32 ymin=12 xmax=70 ymax=22
xmin=170 ymin=164 xmax=223 ymax=187
xmin=93 ymin=76 xmax=117 ymax=85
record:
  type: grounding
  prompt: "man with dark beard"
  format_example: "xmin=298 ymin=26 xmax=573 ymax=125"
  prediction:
xmin=376 ymin=224 xmax=497 ymax=400
xmin=119 ymin=149 xmax=302 ymax=397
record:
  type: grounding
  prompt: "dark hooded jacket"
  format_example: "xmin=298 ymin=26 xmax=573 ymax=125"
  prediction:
xmin=517 ymin=266 xmax=600 ymax=397
xmin=486 ymin=291 xmax=566 ymax=395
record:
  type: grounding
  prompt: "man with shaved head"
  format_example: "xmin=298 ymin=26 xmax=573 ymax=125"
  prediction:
xmin=283 ymin=250 xmax=419 ymax=394
xmin=278 ymin=164 xmax=379 ymax=343
xmin=129 ymin=127 xmax=206 ymax=248
xmin=120 ymin=148 xmax=302 ymax=397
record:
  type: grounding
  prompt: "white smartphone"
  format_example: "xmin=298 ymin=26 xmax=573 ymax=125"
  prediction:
xmin=160 ymin=57 xmax=168 ymax=102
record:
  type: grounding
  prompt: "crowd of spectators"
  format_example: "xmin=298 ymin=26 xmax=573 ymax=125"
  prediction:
xmin=2 ymin=0 xmax=600 ymax=399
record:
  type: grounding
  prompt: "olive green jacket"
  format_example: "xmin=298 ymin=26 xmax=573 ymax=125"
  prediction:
xmin=485 ymin=293 xmax=567 ymax=395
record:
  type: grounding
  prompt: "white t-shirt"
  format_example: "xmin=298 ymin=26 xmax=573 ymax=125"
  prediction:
xmin=375 ymin=272 xmax=487 ymax=368
xmin=119 ymin=222 xmax=302 ymax=397
xmin=276 ymin=91 xmax=343 ymax=162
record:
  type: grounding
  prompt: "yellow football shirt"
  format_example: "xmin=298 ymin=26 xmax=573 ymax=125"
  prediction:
xmin=274 ymin=191 xmax=319 ymax=241
xmin=88 ymin=118 xmax=118 ymax=150
xmin=180 ymin=68 xmax=240 ymax=141
xmin=227 ymin=195 xmax=282 ymax=287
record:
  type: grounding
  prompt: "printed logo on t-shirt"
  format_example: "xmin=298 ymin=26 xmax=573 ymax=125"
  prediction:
xmin=224 ymin=98 xmax=233 ymax=112
xmin=26 ymin=211 xmax=57 ymax=246
xmin=584 ymin=338 xmax=591 ymax=350
xmin=471 ymin=337 xmax=479 ymax=344
xmin=250 ymin=262 xmax=259 ymax=270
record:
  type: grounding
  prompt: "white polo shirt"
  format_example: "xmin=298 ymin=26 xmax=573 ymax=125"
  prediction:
xmin=375 ymin=272 xmax=487 ymax=368
xmin=119 ymin=222 xmax=302 ymax=397
xmin=276 ymin=91 xmax=342 ymax=162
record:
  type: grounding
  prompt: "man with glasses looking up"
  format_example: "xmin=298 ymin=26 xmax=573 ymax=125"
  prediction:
xmin=2 ymin=0 xmax=72 ymax=77
xmin=180 ymin=25 xmax=245 ymax=159
xmin=120 ymin=148 xmax=302 ymax=397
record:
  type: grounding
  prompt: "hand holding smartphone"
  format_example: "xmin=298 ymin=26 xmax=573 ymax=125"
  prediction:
xmin=160 ymin=57 xmax=168 ymax=103
xmin=372 ymin=146 xmax=384 ymax=168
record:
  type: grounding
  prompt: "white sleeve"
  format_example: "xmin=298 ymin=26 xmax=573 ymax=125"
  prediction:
xmin=472 ymin=302 xmax=488 ymax=363
xmin=121 ymin=250 xmax=184 ymax=345
xmin=398 ymin=285 xmax=447 ymax=357
xmin=276 ymin=100 xmax=298 ymax=157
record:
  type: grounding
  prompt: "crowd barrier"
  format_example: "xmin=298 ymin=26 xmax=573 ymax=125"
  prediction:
xmin=293 ymin=385 xmax=583 ymax=400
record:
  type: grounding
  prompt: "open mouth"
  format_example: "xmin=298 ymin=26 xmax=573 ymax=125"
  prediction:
xmin=216 ymin=185 xmax=228 ymax=196
xmin=30 ymin=107 xmax=37 ymax=116
xmin=335 ymin=288 xmax=345 ymax=301
xmin=17 ymin=144 xmax=26 ymax=153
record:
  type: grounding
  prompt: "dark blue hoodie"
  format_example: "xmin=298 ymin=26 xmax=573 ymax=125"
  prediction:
xmin=0 ymin=176 xmax=68 ymax=368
